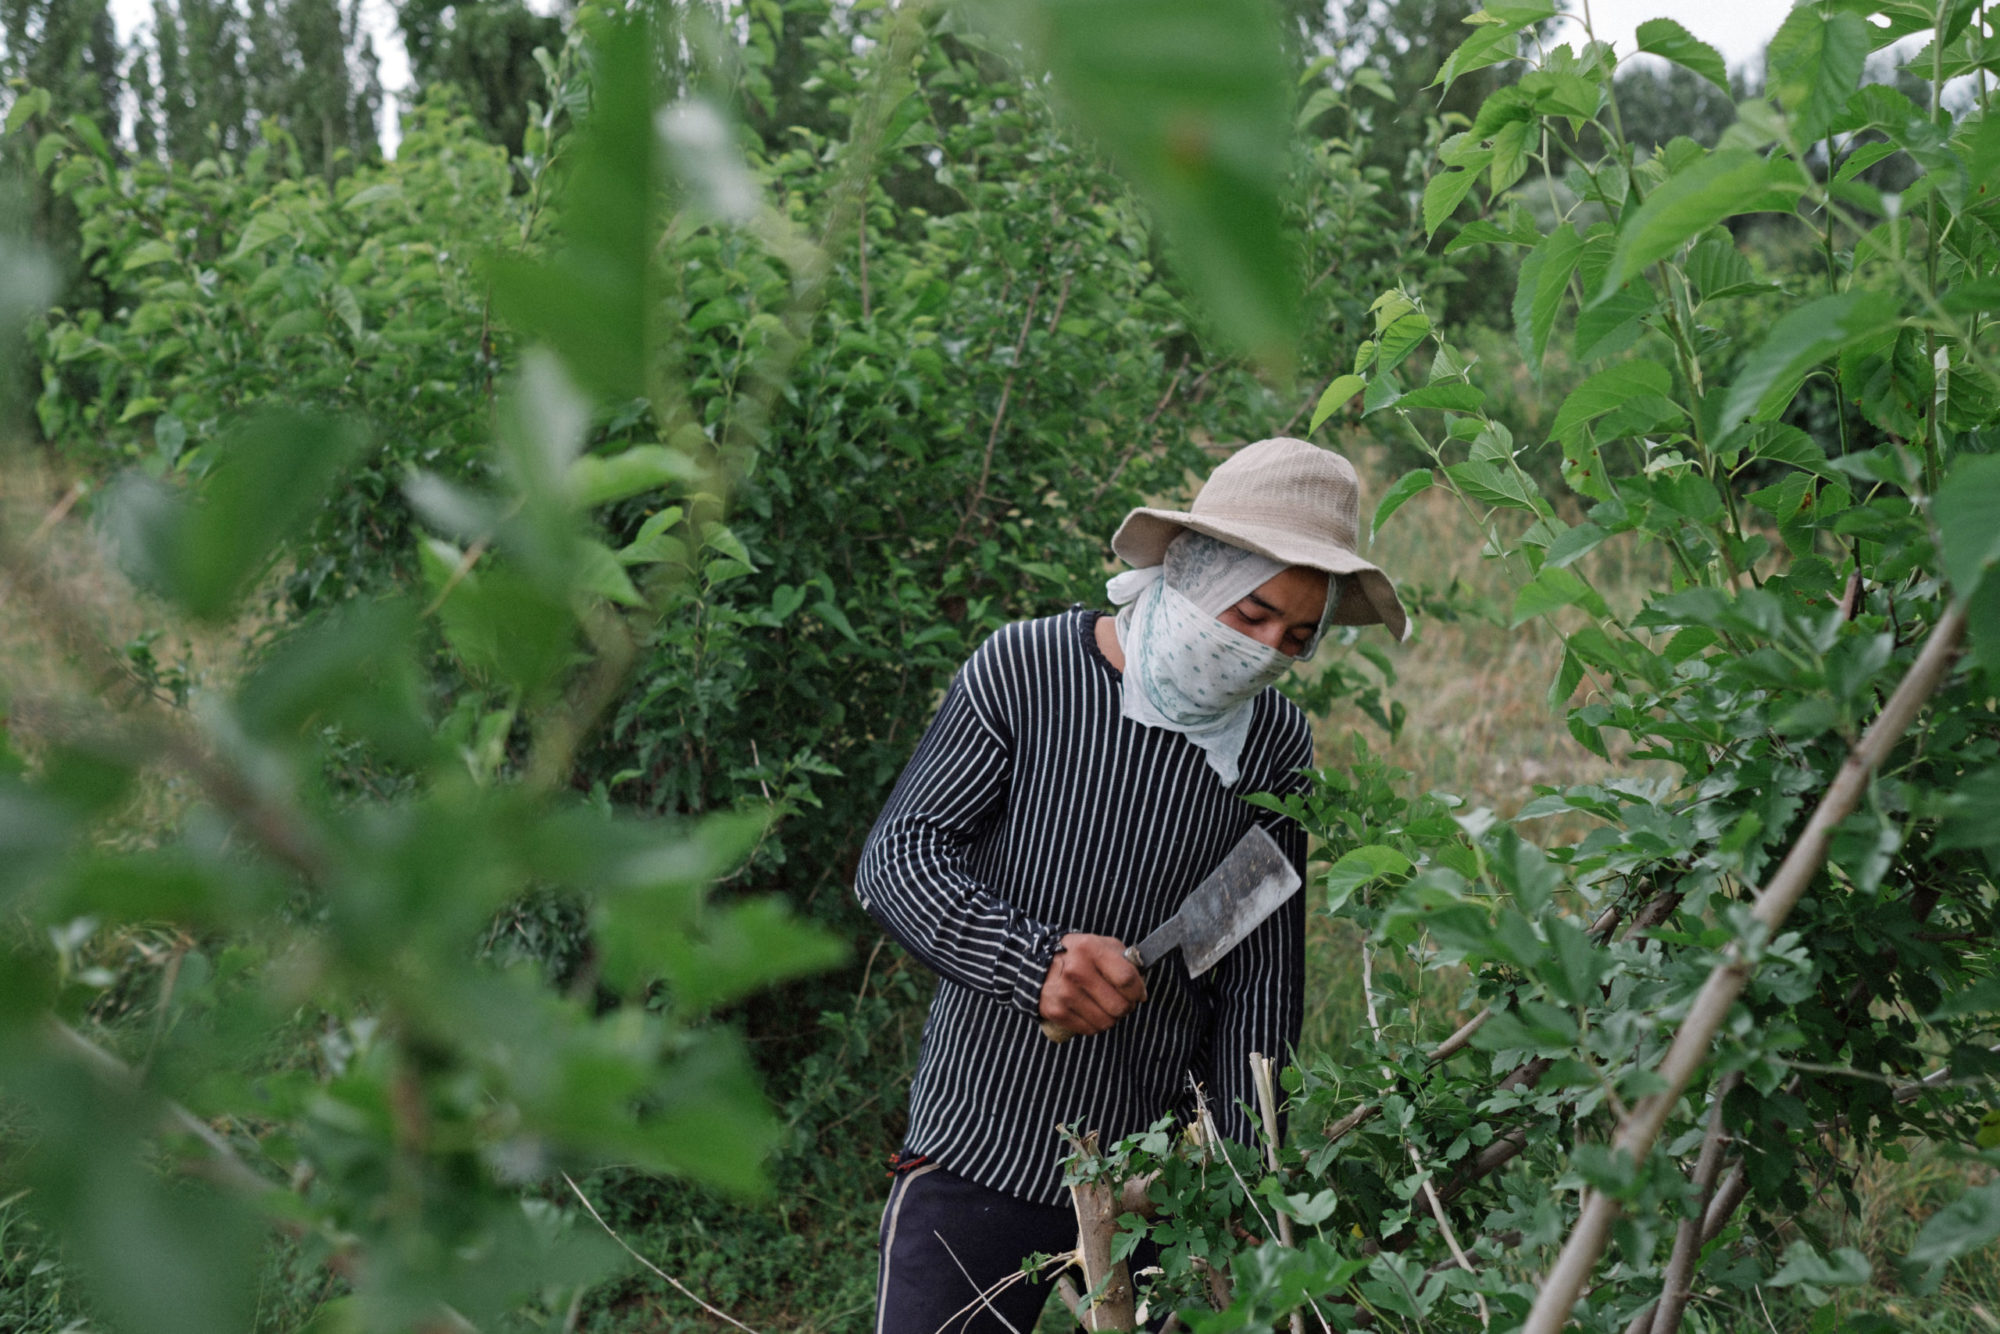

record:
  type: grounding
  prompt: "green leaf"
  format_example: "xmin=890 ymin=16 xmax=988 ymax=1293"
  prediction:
xmin=1549 ymin=361 xmax=1672 ymax=442
xmin=1924 ymin=969 xmax=2000 ymax=1019
xmin=1906 ymin=1179 xmax=2000 ymax=1270
xmin=1432 ymin=6 xmax=1554 ymax=92
xmin=1280 ymin=1189 xmax=1339 ymax=1226
xmin=1447 ymin=459 xmax=1542 ymax=512
xmin=1372 ymin=468 xmax=1433 ymax=537
xmin=1394 ymin=383 xmax=1483 ymax=412
xmin=1309 ymin=374 xmax=1365 ymax=433
xmin=329 ymin=284 xmax=363 ymax=338
xmin=568 ymin=445 xmax=703 ymax=508
xmin=1489 ymin=828 xmax=1559 ymax=914
xmin=5 ymin=85 xmax=51 ymax=132
xmin=1767 ymin=6 xmax=1870 ymax=142
xmin=1717 ymin=291 xmax=1902 ymax=434
xmin=1548 ymin=645 xmax=1585 ymax=709
xmin=1325 ymin=845 xmax=1413 ymax=913
xmin=1543 ymin=915 xmax=1604 ymax=1005
xmin=1360 ymin=373 xmax=1403 ymax=416
xmin=1423 ymin=165 xmax=1485 ymax=236
xmin=1511 ymin=566 xmax=1608 ymax=626
xmin=106 ymin=411 xmax=371 ymax=622
xmin=814 ymin=597 xmax=862 ymax=645
xmin=120 ymin=239 xmax=176 ymax=270
xmin=1769 ymin=1240 xmax=1872 ymax=1288
xmin=20 ymin=1065 xmax=261 ymax=1334
xmin=1513 ymin=223 xmax=1584 ymax=374
xmin=1636 ymin=18 xmax=1729 ymax=91
xmin=1031 ymin=0 xmax=1298 ymax=369
xmin=1517 ymin=69 xmax=1601 ymax=121
xmin=418 ymin=539 xmax=578 ymax=695
xmin=1935 ymin=454 xmax=2000 ymax=604
xmin=577 ymin=539 xmax=646 ymax=607
xmin=1544 ymin=522 xmax=1607 ymax=568
xmin=1376 ymin=312 xmax=1431 ymax=373
xmin=1487 ymin=116 xmax=1536 ymax=191
xmin=654 ymin=896 xmax=848 ymax=1016
xmin=1685 ymin=234 xmax=1772 ymax=302
xmin=491 ymin=14 xmax=657 ymax=401
xmin=1597 ymin=151 xmax=1806 ymax=300
xmin=1942 ymin=276 xmax=2000 ymax=316
xmin=229 ymin=208 xmax=293 ymax=261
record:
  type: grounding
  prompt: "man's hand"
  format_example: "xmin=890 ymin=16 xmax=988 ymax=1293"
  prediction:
xmin=1039 ymin=933 xmax=1148 ymax=1037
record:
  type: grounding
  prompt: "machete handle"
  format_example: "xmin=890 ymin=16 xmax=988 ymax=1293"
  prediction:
xmin=1038 ymin=945 xmax=1147 ymax=1044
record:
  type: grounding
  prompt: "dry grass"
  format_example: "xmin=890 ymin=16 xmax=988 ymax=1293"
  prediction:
xmin=1297 ymin=447 xmax=1675 ymax=1054
xmin=1321 ymin=446 xmax=1669 ymax=823
xmin=0 ymin=451 xmax=260 ymax=848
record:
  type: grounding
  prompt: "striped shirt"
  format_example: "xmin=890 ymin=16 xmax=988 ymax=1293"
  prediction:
xmin=855 ymin=607 xmax=1311 ymax=1206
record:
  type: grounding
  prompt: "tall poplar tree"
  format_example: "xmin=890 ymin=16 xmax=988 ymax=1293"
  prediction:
xmin=396 ymin=0 xmax=562 ymax=155
xmin=136 ymin=0 xmax=380 ymax=177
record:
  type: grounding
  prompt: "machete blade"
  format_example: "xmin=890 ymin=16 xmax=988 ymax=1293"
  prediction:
xmin=1130 ymin=824 xmax=1300 ymax=978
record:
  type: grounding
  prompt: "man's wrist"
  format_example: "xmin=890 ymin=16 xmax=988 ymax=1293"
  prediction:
xmin=1006 ymin=920 xmax=1068 ymax=1017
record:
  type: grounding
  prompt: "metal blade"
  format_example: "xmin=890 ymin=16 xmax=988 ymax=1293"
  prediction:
xmin=1131 ymin=824 xmax=1301 ymax=977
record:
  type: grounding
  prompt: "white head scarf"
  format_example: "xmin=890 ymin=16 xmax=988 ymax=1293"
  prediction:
xmin=1106 ymin=532 xmax=1337 ymax=784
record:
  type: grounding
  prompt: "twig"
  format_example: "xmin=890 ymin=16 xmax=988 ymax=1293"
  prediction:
xmin=1251 ymin=1052 xmax=1324 ymax=1334
xmin=1058 ymin=1274 xmax=1086 ymax=1321
xmin=1087 ymin=354 xmax=1196 ymax=506
xmin=420 ymin=535 xmax=490 ymax=616
xmin=25 ymin=481 xmax=84 ymax=547
xmin=1645 ymin=1071 xmax=1740 ymax=1334
xmin=563 ymin=1174 xmax=765 ymax=1334
xmin=934 ymin=1231 xmax=1029 ymax=1334
xmin=1521 ymin=603 xmax=1968 ymax=1334
xmin=1428 ymin=1007 xmax=1492 ymax=1062
xmin=1360 ymin=948 xmax=1490 ymax=1330
xmin=946 ymin=277 xmax=1045 ymax=556
xmin=1189 ymin=1075 xmax=1279 ymax=1243
xmin=1786 ymin=1058 xmax=2000 ymax=1091
xmin=49 ymin=1018 xmax=274 ymax=1201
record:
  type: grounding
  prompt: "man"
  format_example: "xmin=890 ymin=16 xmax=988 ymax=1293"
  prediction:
xmin=856 ymin=437 xmax=1408 ymax=1333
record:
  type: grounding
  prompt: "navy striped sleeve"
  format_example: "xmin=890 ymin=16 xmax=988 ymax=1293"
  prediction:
xmin=853 ymin=639 xmax=1067 ymax=1017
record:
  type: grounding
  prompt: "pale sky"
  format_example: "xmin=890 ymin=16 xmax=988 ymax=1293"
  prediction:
xmin=1562 ymin=0 xmax=1797 ymax=69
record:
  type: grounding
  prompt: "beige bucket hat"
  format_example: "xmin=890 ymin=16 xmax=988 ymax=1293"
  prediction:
xmin=1111 ymin=437 xmax=1409 ymax=641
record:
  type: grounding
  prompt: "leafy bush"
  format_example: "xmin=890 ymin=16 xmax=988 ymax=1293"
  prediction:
xmin=2 ymin=0 xmax=1453 ymax=1327
xmin=1083 ymin=6 xmax=2000 ymax=1330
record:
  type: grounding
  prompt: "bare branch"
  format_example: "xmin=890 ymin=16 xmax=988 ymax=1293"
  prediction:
xmin=1648 ymin=1071 xmax=1741 ymax=1334
xmin=565 ymin=1174 xmax=765 ymax=1334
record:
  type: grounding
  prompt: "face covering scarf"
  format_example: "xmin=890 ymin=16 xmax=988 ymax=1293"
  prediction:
xmin=1106 ymin=532 xmax=1337 ymax=784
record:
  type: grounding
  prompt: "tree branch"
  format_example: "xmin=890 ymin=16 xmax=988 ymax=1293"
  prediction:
xmin=1521 ymin=604 xmax=1967 ymax=1334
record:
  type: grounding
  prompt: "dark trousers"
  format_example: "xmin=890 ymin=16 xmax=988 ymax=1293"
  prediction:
xmin=875 ymin=1162 xmax=1084 ymax=1334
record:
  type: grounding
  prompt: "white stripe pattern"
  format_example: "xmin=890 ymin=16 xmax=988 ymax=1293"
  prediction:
xmin=855 ymin=609 xmax=1312 ymax=1205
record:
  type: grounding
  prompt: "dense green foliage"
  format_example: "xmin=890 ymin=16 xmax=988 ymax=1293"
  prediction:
xmin=2 ymin=0 xmax=1436 ymax=1328
xmin=1085 ymin=4 xmax=2000 ymax=1331
xmin=3 ymin=0 xmax=2000 ymax=1331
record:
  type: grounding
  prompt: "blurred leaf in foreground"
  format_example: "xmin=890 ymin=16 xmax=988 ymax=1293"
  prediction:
xmin=1001 ymin=0 xmax=1300 ymax=373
